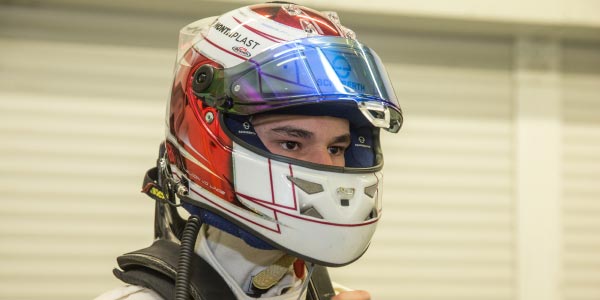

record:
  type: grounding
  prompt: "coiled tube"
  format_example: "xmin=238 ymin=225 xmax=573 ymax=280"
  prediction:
xmin=174 ymin=215 xmax=202 ymax=300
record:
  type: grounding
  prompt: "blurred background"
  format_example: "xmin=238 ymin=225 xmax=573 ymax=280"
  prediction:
xmin=1 ymin=0 xmax=599 ymax=299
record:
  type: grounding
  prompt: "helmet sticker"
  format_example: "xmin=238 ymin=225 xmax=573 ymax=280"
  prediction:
xmin=232 ymin=46 xmax=252 ymax=57
xmin=332 ymin=56 xmax=351 ymax=78
xmin=236 ymin=121 xmax=257 ymax=136
xmin=213 ymin=21 xmax=262 ymax=50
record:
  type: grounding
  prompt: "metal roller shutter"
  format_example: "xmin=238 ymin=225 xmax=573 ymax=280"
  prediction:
xmin=328 ymin=32 xmax=514 ymax=300
xmin=0 ymin=21 xmax=172 ymax=299
xmin=4 ymin=3 xmax=579 ymax=300
xmin=562 ymin=40 xmax=600 ymax=300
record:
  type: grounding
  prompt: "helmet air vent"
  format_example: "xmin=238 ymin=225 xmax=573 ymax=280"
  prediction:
xmin=287 ymin=176 xmax=324 ymax=194
xmin=364 ymin=184 xmax=377 ymax=198
xmin=366 ymin=208 xmax=378 ymax=220
xmin=300 ymin=206 xmax=324 ymax=219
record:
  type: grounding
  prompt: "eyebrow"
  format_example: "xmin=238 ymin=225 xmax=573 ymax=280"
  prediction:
xmin=271 ymin=126 xmax=351 ymax=144
xmin=271 ymin=126 xmax=313 ymax=139
xmin=332 ymin=134 xmax=351 ymax=145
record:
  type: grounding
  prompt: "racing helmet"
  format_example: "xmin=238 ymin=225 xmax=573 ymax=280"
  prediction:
xmin=163 ymin=2 xmax=403 ymax=267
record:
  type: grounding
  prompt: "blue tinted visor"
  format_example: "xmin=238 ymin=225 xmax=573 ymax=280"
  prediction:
xmin=205 ymin=36 xmax=402 ymax=133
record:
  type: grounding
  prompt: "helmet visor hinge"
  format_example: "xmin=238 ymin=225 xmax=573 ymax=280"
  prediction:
xmin=191 ymin=65 xmax=232 ymax=110
xmin=358 ymin=101 xmax=391 ymax=129
xmin=191 ymin=64 xmax=214 ymax=94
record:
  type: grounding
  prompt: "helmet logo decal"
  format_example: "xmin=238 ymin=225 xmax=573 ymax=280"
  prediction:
xmin=212 ymin=21 xmax=261 ymax=50
xmin=189 ymin=172 xmax=226 ymax=196
xmin=355 ymin=135 xmax=371 ymax=149
xmin=315 ymin=78 xmax=366 ymax=93
xmin=237 ymin=121 xmax=257 ymax=136
xmin=332 ymin=56 xmax=351 ymax=78
xmin=232 ymin=46 xmax=251 ymax=57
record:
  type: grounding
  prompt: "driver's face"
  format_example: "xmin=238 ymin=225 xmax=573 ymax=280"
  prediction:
xmin=252 ymin=115 xmax=351 ymax=167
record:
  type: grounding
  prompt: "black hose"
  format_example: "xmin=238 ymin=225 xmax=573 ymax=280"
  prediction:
xmin=174 ymin=215 xmax=202 ymax=300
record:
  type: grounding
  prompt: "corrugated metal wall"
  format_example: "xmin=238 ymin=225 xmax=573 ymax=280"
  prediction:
xmin=0 ymin=2 xmax=599 ymax=300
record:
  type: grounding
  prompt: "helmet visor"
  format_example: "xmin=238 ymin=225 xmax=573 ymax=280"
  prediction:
xmin=206 ymin=36 xmax=402 ymax=132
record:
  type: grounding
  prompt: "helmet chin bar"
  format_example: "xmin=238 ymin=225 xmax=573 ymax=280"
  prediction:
xmin=162 ymin=141 xmax=382 ymax=266
xmin=180 ymin=194 xmax=373 ymax=267
xmin=229 ymin=143 xmax=382 ymax=266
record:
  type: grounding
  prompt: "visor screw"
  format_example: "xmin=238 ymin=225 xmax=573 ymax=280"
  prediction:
xmin=343 ymin=27 xmax=357 ymax=40
xmin=205 ymin=111 xmax=214 ymax=124
xmin=196 ymin=73 xmax=207 ymax=83
xmin=325 ymin=11 xmax=340 ymax=24
xmin=283 ymin=4 xmax=302 ymax=16
xmin=192 ymin=64 xmax=214 ymax=95
xmin=176 ymin=184 xmax=188 ymax=197
xmin=233 ymin=84 xmax=241 ymax=92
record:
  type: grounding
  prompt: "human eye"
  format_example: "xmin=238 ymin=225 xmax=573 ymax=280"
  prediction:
xmin=279 ymin=141 xmax=300 ymax=151
xmin=328 ymin=145 xmax=347 ymax=156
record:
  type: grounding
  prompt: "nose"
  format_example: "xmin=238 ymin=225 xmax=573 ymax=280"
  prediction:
xmin=307 ymin=150 xmax=332 ymax=165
